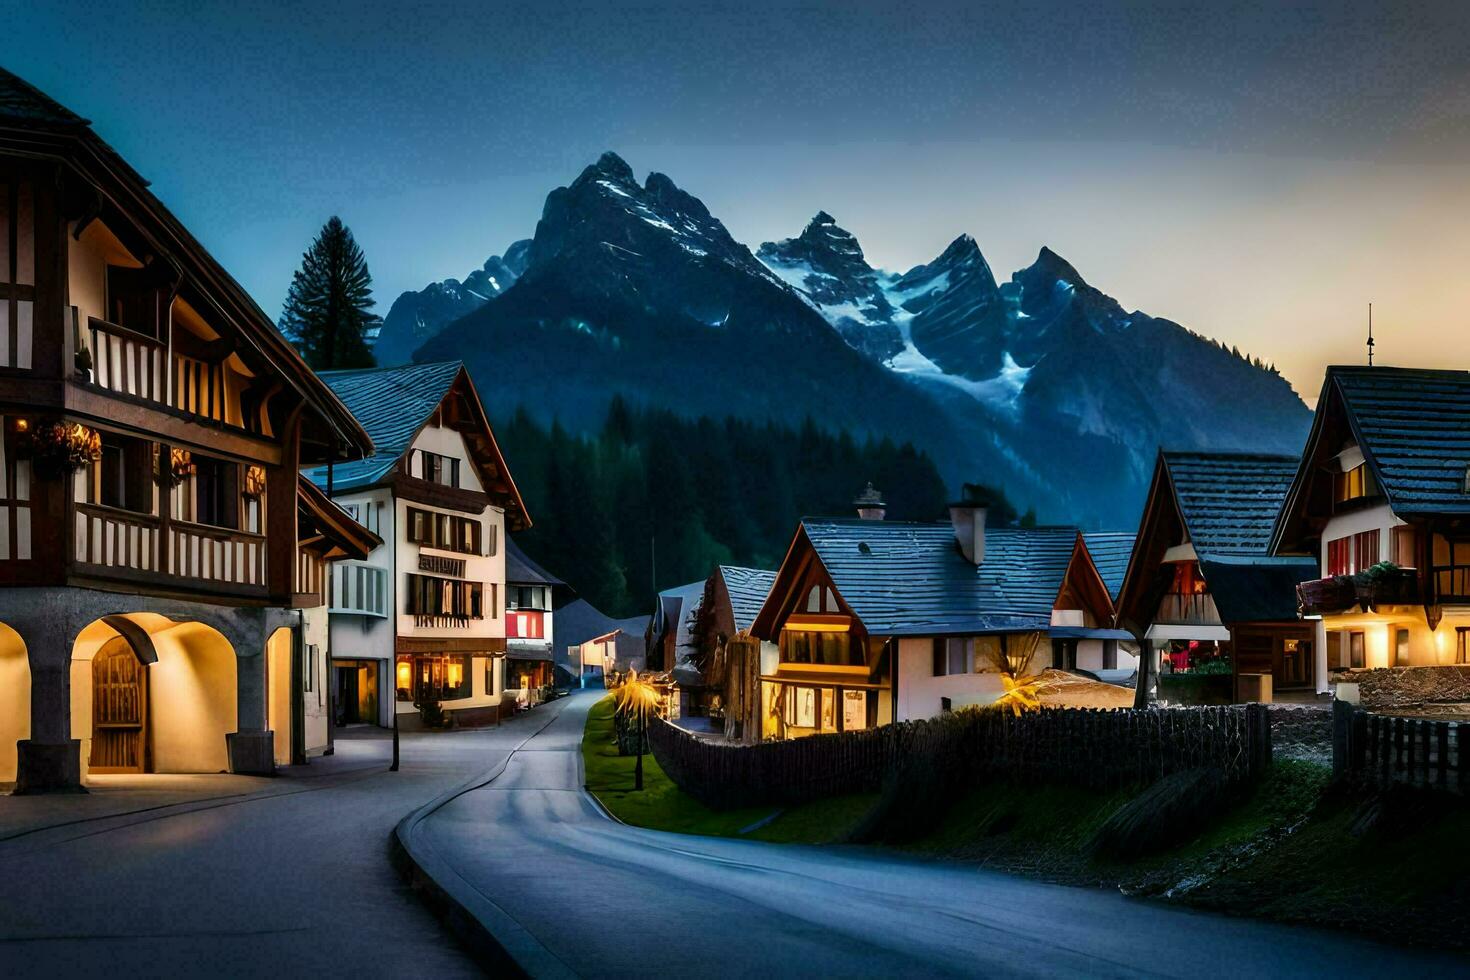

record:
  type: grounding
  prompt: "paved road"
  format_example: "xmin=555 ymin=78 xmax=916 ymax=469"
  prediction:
xmin=420 ymin=691 xmax=1470 ymax=979
xmin=0 ymin=708 xmax=571 ymax=979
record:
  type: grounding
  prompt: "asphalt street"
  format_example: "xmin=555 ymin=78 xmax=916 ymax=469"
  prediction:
xmin=418 ymin=691 xmax=1470 ymax=979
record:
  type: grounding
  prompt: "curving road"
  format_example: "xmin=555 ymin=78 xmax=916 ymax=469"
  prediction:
xmin=415 ymin=691 xmax=1470 ymax=979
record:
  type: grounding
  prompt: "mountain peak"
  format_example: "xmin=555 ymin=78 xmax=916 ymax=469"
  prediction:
xmin=1028 ymin=246 xmax=1086 ymax=288
xmin=584 ymin=150 xmax=636 ymax=186
xmin=810 ymin=210 xmax=837 ymax=227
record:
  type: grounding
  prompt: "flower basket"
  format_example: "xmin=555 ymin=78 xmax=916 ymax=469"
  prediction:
xmin=24 ymin=421 xmax=101 ymax=481
xmin=1353 ymin=563 xmax=1420 ymax=609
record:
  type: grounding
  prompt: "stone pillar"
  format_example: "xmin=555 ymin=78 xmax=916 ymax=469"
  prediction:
xmin=13 ymin=594 xmax=84 ymax=793
xmin=223 ymin=610 xmax=275 ymax=776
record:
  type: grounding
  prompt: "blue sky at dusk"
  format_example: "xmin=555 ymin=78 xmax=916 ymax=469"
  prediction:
xmin=9 ymin=0 xmax=1470 ymax=396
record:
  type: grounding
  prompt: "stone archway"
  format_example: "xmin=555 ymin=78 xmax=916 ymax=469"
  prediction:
xmin=0 ymin=622 xmax=30 ymax=784
xmin=71 ymin=616 xmax=238 ymax=778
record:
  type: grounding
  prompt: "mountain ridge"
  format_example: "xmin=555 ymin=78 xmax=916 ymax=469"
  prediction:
xmin=400 ymin=152 xmax=1310 ymax=527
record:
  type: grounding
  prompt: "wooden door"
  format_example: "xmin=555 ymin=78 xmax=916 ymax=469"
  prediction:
xmin=90 ymin=639 xmax=148 ymax=773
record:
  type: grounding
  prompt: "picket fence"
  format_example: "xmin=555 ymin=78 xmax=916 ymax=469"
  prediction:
xmin=1333 ymin=700 xmax=1470 ymax=795
xmin=649 ymin=703 xmax=1272 ymax=811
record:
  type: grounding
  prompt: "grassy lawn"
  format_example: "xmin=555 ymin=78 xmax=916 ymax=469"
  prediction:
xmin=581 ymin=695 xmax=874 ymax=842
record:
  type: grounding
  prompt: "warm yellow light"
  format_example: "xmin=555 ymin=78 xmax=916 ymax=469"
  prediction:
xmin=12 ymin=418 xmax=27 ymax=434
xmin=396 ymin=661 xmax=412 ymax=688
xmin=448 ymin=662 xmax=463 ymax=686
xmin=782 ymin=622 xmax=849 ymax=634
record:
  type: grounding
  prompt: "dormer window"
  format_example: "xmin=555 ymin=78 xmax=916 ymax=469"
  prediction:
xmin=416 ymin=449 xmax=459 ymax=488
xmin=1334 ymin=462 xmax=1377 ymax=504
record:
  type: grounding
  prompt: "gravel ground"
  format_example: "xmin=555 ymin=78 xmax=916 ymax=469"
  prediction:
xmin=1269 ymin=703 xmax=1334 ymax=765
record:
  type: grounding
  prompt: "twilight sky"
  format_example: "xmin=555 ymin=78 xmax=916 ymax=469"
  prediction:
xmin=9 ymin=1 xmax=1470 ymax=399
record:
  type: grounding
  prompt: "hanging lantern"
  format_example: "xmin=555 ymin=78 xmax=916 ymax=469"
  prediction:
xmin=243 ymin=464 xmax=267 ymax=499
xmin=167 ymin=447 xmax=196 ymax=488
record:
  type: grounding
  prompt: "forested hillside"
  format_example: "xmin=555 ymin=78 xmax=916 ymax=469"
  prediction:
xmin=496 ymin=397 xmax=949 ymax=617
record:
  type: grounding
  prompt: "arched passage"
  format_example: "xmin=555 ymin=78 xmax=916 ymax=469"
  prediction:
xmin=266 ymin=627 xmax=293 ymax=767
xmin=0 ymin=622 xmax=30 ymax=784
xmin=71 ymin=616 xmax=238 ymax=778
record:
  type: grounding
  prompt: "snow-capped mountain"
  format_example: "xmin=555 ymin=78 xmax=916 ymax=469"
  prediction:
xmin=373 ymin=240 xmax=531 ymax=367
xmin=416 ymin=153 xmax=964 ymax=464
xmin=404 ymin=153 xmax=1311 ymax=526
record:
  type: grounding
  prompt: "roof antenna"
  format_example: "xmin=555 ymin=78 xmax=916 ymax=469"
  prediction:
xmin=1367 ymin=302 xmax=1375 ymax=367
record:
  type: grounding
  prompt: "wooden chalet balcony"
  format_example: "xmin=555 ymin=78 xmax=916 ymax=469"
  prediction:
xmin=84 ymin=317 xmax=252 ymax=433
xmin=1156 ymin=592 xmax=1222 ymax=626
xmin=1298 ymin=568 xmax=1422 ymax=616
xmin=74 ymin=502 xmax=267 ymax=595
xmin=88 ymin=317 xmax=165 ymax=404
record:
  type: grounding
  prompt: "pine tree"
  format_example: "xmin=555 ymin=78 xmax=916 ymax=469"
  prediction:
xmin=280 ymin=216 xmax=379 ymax=370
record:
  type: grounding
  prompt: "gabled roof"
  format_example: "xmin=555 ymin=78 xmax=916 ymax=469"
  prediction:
xmin=556 ymin=598 xmax=650 ymax=651
xmin=0 ymin=69 xmax=370 ymax=462
xmin=1274 ymin=368 xmax=1470 ymax=550
xmin=1118 ymin=450 xmax=1316 ymax=630
xmin=1163 ymin=451 xmax=1300 ymax=555
xmin=506 ymin=536 xmax=563 ymax=587
xmin=1081 ymin=532 xmax=1135 ymax=601
xmin=757 ymin=519 xmax=1078 ymax=637
xmin=297 ymin=476 xmax=381 ymax=561
xmin=307 ymin=361 xmax=463 ymax=489
xmin=718 ymin=565 xmax=777 ymax=633
xmin=306 ymin=361 xmax=531 ymax=529
xmin=0 ymin=69 xmax=86 ymax=126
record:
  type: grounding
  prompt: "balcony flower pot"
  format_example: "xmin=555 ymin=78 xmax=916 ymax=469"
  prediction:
xmin=1353 ymin=563 xmax=1419 ymax=610
xmin=23 ymin=421 xmax=101 ymax=481
xmin=1297 ymin=575 xmax=1357 ymax=616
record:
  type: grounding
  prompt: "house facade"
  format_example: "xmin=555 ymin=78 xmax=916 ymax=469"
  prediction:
xmin=1050 ymin=532 xmax=1138 ymax=679
xmin=1272 ymin=367 xmax=1470 ymax=695
xmin=0 ymin=69 xmax=375 ymax=791
xmin=1116 ymin=452 xmax=1319 ymax=704
xmin=310 ymin=361 xmax=531 ymax=730
xmin=695 ymin=564 xmax=778 ymax=742
xmin=505 ymin=536 xmax=562 ymax=697
xmin=750 ymin=498 xmax=1106 ymax=741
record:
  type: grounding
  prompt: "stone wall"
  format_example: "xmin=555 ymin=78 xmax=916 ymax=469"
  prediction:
xmin=1343 ymin=666 xmax=1470 ymax=712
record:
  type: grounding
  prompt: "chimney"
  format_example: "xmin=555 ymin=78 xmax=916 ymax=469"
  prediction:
xmin=853 ymin=482 xmax=886 ymax=521
xmin=949 ymin=504 xmax=987 ymax=564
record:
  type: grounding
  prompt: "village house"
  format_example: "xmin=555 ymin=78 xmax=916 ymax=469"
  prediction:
xmin=1051 ymin=532 xmax=1138 ymax=680
xmin=504 ymin=537 xmax=563 ymax=697
xmin=309 ymin=361 xmax=532 ymax=730
xmin=556 ymin=597 xmax=649 ymax=686
xmin=1116 ymin=451 xmax=1319 ymax=704
xmin=1271 ymin=366 xmax=1470 ymax=700
xmin=647 ymin=579 xmax=705 ymax=716
xmin=0 ymin=69 xmax=379 ymax=791
xmin=694 ymin=564 xmax=778 ymax=742
xmin=748 ymin=490 xmax=1134 ymax=741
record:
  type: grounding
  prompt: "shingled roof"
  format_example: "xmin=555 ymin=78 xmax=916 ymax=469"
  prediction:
xmin=506 ymin=537 xmax=563 ymax=587
xmin=1163 ymin=452 xmax=1300 ymax=556
xmin=0 ymin=68 xmax=86 ymax=126
xmin=787 ymin=519 xmax=1078 ymax=636
xmin=305 ymin=361 xmax=463 ymax=490
xmin=1082 ymin=532 xmax=1135 ymax=601
xmin=1327 ymin=366 xmax=1470 ymax=515
xmin=718 ymin=566 xmax=777 ymax=633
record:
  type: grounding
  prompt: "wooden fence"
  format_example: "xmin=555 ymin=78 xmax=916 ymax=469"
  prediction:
xmin=649 ymin=704 xmax=1272 ymax=811
xmin=1333 ymin=700 xmax=1470 ymax=794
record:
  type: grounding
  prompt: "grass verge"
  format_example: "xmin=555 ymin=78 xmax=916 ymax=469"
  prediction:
xmin=581 ymin=695 xmax=874 ymax=842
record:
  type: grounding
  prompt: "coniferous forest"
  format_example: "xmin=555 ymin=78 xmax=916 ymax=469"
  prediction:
xmin=495 ymin=397 xmax=951 ymax=617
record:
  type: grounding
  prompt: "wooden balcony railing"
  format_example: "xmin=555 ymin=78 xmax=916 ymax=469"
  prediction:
xmin=75 ymin=503 xmax=267 ymax=591
xmin=1156 ymin=592 xmax=1222 ymax=626
xmin=88 ymin=318 xmax=165 ymax=404
xmin=168 ymin=519 xmax=266 ymax=588
xmin=75 ymin=502 xmax=160 ymax=573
